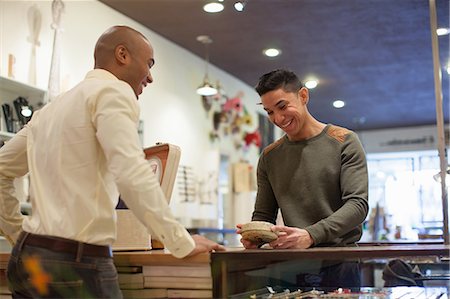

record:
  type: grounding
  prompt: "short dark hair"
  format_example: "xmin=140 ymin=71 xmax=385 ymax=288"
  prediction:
xmin=255 ymin=69 xmax=303 ymax=96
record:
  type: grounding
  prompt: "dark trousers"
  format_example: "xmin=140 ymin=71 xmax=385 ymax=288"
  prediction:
xmin=7 ymin=232 xmax=123 ymax=299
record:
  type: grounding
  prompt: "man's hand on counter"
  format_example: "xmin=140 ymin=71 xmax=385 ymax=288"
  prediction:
xmin=236 ymin=223 xmax=314 ymax=249
xmin=270 ymin=226 xmax=314 ymax=249
xmin=187 ymin=234 xmax=226 ymax=257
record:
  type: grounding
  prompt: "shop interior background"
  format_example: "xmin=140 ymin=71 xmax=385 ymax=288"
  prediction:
xmin=0 ymin=0 xmax=449 ymax=246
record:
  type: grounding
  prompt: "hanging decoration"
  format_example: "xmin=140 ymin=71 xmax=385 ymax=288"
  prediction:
xmin=27 ymin=4 xmax=42 ymax=86
xmin=47 ymin=0 xmax=65 ymax=103
xmin=202 ymin=86 xmax=259 ymax=151
xmin=244 ymin=129 xmax=262 ymax=148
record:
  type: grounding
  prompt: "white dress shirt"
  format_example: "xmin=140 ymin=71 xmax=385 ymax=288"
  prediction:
xmin=0 ymin=69 xmax=195 ymax=258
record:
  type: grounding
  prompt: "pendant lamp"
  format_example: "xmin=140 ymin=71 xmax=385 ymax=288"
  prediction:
xmin=196 ymin=35 xmax=217 ymax=96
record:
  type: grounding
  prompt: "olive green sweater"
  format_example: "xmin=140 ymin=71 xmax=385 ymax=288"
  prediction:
xmin=252 ymin=124 xmax=369 ymax=247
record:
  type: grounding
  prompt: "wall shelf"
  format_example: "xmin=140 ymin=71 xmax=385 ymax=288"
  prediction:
xmin=0 ymin=76 xmax=47 ymax=104
xmin=0 ymin=76 xmax=47 ymax=136
xmin=0 ymin=131 xmax=15 ymax=139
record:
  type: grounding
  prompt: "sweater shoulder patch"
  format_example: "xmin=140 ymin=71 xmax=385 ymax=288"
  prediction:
xmin=263 ymin=137 xmax=285 ymax=155
xmin=326 ymin=125 xmax=352 ymax=143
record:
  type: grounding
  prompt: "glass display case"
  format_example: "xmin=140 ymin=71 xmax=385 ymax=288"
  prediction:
xmin=210 ymin=245 xmax=450 ymax=298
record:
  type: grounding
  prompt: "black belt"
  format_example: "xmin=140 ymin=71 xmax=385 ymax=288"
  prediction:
xmin=18 ymin=232 xmax=112 ymax=258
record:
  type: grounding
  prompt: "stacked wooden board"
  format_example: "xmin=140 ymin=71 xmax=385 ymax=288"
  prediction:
xmin=117 ymin=264 xmax=212 ymax=298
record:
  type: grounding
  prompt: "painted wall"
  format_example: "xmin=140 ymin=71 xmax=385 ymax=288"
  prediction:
xmin=0 ymin=0 xmax=261 ymax=227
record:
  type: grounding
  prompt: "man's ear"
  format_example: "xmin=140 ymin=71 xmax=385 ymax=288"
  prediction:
xmin=115 ymin=45 xmax=128 ymax=65
xmin=298 ymin=87 xmax=309 ymax=105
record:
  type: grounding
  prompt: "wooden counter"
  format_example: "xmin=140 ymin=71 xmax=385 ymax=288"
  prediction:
xmin=113 ymin=249 xmax=210 ymax=267
xmin=1 ymin=244 xmax=449 ymax=298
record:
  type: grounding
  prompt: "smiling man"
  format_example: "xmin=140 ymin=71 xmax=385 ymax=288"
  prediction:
xmin=0 ymin=26 xmax=224 ymax=299
xmin=237 ymin=69 xmax=369 ymax=289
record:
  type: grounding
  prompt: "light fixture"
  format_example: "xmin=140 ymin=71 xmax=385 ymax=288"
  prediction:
xmin=305 ymin=80 xmax=318 ymax=89
xmin=263 ymin=48 xmax=281 ymax=57
xmin=234 ymin=0 xmax=247 ymax=12
xmin=203 ymin=1 xmax=224 ymax=13
xmin=333 ymin=100 xmax=345 ymax=108
xmin=196 ymin=35 xmax=218 ymax=96
xmin=447 ymin=64 xmax=450 ymax=75
xmin=436 ymin=27 xmax=450 ymax=36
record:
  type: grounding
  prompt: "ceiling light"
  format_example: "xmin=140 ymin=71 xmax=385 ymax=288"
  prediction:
xmin=333 ymin=100 xmax=345 ymax=108
xmin=203 ymin=2 xmax=224 ymax=13
xmin=447 ymin=64 xmax=450 ymax=75
xmin=263 ymin=48 xmax=281 ymax=57
xmin=305 ymin=80 xmax=318 ymax=89
xmin=196 ymin=35 xmax=218 ymax=96
xmin=197 ymin=83 xmax=218 ymax=96
xmin=234 ymin=1 xmax=247 ymax=12
xmin=436 ymin=27 xmax=450 ymax=36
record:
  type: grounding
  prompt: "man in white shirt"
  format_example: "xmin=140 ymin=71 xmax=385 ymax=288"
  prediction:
xmin=0 ymin=25 xmax=224 ymax=298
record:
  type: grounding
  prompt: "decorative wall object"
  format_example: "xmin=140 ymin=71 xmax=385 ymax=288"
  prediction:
xmin=27 ymin=4 xmax=42 ymax=86
xmin=197 ymin=171 xmax=218 ymax=205
xmin=177 ymin=165 xmax=197 ymax=203
xmin=243 ymin=129 xmax=261 ymax=148
xmin=13 ymin=97 xmax=33 ymax=127
xmin=2 ymin=104 xmax=14 ymax=133
xmin=8 ymin=54 xmax=16 ymax=78
xmin=204 ymin=88 xmax=258 ymax=152
xmin=232 ymin=162 xmax=256 ymax=192
xmin=47 ymin=0 xmax=65 ymax=102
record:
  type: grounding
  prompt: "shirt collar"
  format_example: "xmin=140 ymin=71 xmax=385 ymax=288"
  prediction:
xmin=85 ymin=69 xmax=119 ymax=81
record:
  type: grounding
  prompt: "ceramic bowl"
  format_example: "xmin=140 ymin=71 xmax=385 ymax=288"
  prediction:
xmin=240 ymin=221 xmax=278 ymax=243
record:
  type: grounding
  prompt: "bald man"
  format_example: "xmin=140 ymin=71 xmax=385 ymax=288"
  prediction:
xmin=0 ymin=26 xmax=224 ymax=299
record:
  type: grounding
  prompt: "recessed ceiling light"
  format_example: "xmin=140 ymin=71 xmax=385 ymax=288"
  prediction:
xmin=234 ymin=1 xmax=245 ymax=11
xmin=305 ymin=80 xmax=318 ymax=89
xmin=203 ymin=2 xmax=224 ymax=13
xmin=437 ymin=27 xmax=450 ymax=36
xmin=333 ymin=100 xmax=345 ymax=108
xmin=263 ymin=48 xmax=281 ymax=57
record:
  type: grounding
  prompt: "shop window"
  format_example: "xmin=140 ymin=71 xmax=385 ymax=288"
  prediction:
xmin=363 ymin=150 xmax=445 ymax=242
